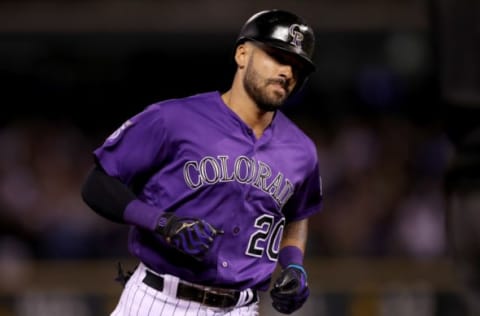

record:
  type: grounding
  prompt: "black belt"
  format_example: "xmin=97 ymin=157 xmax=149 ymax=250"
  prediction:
xmin=143 ymin=270 xmax=257 ymax=308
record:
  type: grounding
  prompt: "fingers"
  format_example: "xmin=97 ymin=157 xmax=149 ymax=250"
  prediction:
xmin=213 ymin=227 xmax=225 ymax=236
xmin=272 ymin=302 xmax=296 ymax=314
xmin=171 ymin=221 xmax=222 ymax=257
xmin=164 ymin=217 xmax=224 ymax=261
xmin=271 ymin=289 xmax=309 ymax=314
xmin=201 ymin=220 xmax=224 ymax=237
xmin=272 ymin=300 xmax=303 ymax=314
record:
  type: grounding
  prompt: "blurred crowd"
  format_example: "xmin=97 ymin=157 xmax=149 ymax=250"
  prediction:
xmin=308 ymin=114 xmax=452 ymax=258
xmin=0 ymin=111 xmax=454 ymax=263
xmin=0 ymin=119 xmax=127 ymax=263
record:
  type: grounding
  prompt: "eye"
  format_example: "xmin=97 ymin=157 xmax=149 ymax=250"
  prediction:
xmin=264 ymin=48 xmax=289 ymax=64
xmin=263 ymin=47 xmax=306 ymax=75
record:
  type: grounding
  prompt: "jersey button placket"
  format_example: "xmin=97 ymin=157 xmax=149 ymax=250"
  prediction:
xmin=246 ymin=128 xmax=256 ymax=142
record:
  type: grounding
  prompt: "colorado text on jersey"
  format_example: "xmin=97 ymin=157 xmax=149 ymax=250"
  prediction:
xmin=183 ymin=155 xmax=294 ymax=209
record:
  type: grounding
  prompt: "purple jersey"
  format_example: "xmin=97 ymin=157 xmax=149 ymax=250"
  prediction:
xmin=94 ymin=91 xmax=323 ymax=291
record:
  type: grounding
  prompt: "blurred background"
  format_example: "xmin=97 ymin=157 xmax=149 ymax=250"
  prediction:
xmin=0 ymin=0 xmax=479 ymax=315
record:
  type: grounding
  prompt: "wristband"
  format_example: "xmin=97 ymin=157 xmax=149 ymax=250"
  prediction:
xmin=287 ymin=264 xmax=307 ymax=278
xmin=278 ymin=245 xmax=304 ymax=269
xmin=124 ymin=199 xmax=163 ymax=231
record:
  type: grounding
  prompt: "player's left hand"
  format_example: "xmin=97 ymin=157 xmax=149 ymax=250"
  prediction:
xmin=270 ymin=265 xmax=310 ymax=314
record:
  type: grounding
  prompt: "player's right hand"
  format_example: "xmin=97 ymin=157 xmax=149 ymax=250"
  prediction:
xmin=155 ymin=213 xmax=223 ymax=261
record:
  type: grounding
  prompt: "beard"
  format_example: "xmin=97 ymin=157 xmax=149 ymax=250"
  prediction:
xmin=243 ymin=60 xmax=292 ymax=112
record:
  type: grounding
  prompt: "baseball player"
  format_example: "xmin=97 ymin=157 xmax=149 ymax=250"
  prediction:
xmin=81 ymin=9 xmax=323 ymax=316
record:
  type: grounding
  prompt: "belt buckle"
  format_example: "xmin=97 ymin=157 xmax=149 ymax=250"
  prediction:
xmin=202 ymin=289 xmax=233 ymax=308
xmin=202 ymin=290 xmax=220 ymax=307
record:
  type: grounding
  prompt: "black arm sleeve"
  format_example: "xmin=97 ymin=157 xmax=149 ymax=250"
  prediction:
xmin=81 ymin=165 xmax=136 ymax=223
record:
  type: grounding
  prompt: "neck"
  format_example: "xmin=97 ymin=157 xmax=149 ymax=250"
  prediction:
xmin=221 ymin=89 xmax=274 ymax=139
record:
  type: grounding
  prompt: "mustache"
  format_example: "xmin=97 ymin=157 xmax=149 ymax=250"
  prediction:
xmin=267 ymin=78 xmax=289 ymax=91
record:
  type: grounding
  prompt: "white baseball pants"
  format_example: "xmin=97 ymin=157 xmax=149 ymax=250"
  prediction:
xmin=111 ymin=263 xmax=259 ymax=316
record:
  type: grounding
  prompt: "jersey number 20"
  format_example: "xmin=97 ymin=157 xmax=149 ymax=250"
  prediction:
xmin=246 ymin=215 xmax=285 ymax=261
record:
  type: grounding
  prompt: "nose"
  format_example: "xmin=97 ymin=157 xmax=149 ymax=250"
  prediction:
xmin=274 ymin=53 xmax=305 ymax=83
xmin=278 ymin=64 xmax=297 ymax=87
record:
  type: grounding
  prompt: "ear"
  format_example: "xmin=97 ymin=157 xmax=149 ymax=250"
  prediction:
xmin=235 ymin=43 xmax=248 ymax=69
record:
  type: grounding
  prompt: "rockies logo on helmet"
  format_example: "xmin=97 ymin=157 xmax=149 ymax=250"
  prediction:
xmin=288 ymin=24 xmax=305 ymax=48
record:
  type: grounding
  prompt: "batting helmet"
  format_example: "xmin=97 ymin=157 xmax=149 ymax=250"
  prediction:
xmin=236 ymin=9 xmax=316 ymax=74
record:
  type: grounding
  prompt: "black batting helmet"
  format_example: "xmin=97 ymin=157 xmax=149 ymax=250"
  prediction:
xmin=236 ymin=9 xmax=316 ymax=74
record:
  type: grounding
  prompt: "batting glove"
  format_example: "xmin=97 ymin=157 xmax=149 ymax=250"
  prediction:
xmin=270 ymin=265 xmax=310 ymax=314
xmin=156 ymin=213 xmax=223 ymax=261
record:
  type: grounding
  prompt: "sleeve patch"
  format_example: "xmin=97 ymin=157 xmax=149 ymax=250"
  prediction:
xmin=105 ymin=120 xmax=134 ymax=146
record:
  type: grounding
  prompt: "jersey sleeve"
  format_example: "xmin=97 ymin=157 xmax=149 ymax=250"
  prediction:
xmin=282 ymin=161 xmax=323 ymax=223
xmin=93 ymin=104 xmax=169 ymax=186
